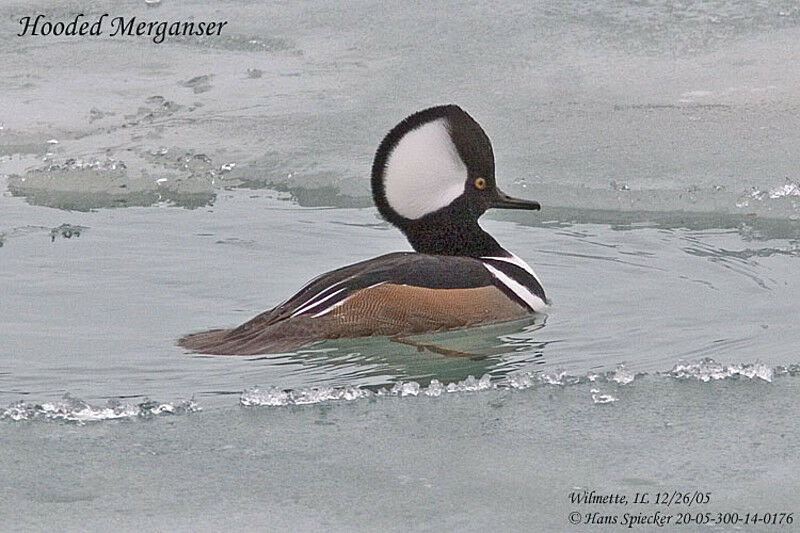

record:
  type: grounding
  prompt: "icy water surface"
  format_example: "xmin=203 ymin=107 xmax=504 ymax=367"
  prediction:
xmin=1 ymin=190 xmax=799 ymax=407
xmin=2 ymin=191 xmax=799 ymax=531
xmin=2 ymin=0 xmax=800 ymax=530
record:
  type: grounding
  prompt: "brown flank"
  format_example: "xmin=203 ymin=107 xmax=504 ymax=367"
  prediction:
xmin=178 ymin=283 xmax=527 ymax=355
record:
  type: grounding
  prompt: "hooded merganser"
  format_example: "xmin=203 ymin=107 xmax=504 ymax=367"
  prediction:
xmin=179 ymin=105 xmax=546 ymax=355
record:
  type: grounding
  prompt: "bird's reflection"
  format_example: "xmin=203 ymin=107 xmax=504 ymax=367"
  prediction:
xmin=247 ymin=315 xmax=550 ymax=388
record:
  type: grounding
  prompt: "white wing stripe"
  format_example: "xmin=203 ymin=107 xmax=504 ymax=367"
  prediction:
xmin=286 ymin=279 xmax=344 ymax=317
xmin=290 ymin=286 xmax=346 ymax=318
xmin=311 ymin=296 xmax=351 ymax=318
xmin=483 ymin=263 xmax=546 ymax=312
xmin=310 ymin=282 xmax=387 ymax=318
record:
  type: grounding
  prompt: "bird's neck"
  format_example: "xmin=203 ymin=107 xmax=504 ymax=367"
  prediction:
xmin=402 ymin=212 xmax=507 ymax=258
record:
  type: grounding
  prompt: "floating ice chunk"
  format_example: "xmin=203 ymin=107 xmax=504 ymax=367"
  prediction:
xmin=241 ymin=387 xmax=292 ymax=406
xmin=400 ymin=382 xmax=421 ymax=396
xmin=240 ymin=385 xmax=371 ymax=406
xmin=503 ymin=369 xmax=589 ymax=389
xmin=292 ymin=387 xmax=339 ymax=405
xmin=2 ymin=402 xmax=35 ymax=421
xmin=388 ymin=381 xmax=421 ymax=397
xmin=425 ymin=379 xmax=445 ymax=397
xmin=668 ymin=358 xmax=773 ymax=383
xmin=610 ymin=364 xmax=636 ymax=385
xmin=737 ymin=181 xmax=800 ymax=208
xmin=734 ymin=363 xmax=773 ymax=382
xmin=1 ymin=395 xmax=199 ymax=423
xmin=540 ymin=370 xmax=568 ymax=385
xmin=446 ymin=374 xmax=492 ymax=392
xmin=506 ymin=372 xmax=535 ymax=390
xmin=341 ymin=386 xmax=366 ymax=401
xmin=768 ymin=181 xmax=800 ymax=199
xmin=590 ymin=388 xmax=618 ymax=404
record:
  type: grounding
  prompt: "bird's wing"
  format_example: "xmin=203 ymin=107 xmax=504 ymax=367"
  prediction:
xmin=232 ymin=252 xmax=495 ymax=332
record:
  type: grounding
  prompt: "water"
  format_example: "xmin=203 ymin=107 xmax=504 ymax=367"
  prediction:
xmin=2 ymin=0 xmax=800 ymax=531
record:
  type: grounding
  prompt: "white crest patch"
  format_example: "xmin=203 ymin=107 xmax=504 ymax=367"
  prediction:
xmin=383 ymin=118 xmax=467 ymax=219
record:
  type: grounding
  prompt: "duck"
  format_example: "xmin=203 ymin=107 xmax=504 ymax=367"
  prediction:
xmin=179 ymin=104 xmax=547 ymax=355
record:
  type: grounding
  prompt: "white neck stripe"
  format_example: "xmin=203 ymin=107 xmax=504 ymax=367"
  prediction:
xmin=482 ymin=254 xmax=543 ymax=286
xmin=483 ymin=263 xmax=547 ymax=312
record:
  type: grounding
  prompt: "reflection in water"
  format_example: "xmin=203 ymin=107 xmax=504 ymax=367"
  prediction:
xmin=245 ymin=315 xmax=549 ymax=389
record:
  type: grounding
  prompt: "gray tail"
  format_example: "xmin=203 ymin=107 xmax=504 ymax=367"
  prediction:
xmin=178 ymin=329 xmax=236 ymax=355
xmin=177 ymin=326 xmax=311 ymax=355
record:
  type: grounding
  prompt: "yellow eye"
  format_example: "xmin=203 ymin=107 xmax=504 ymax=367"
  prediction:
xmin=474 ymin=177 xmax=486 ymax=190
